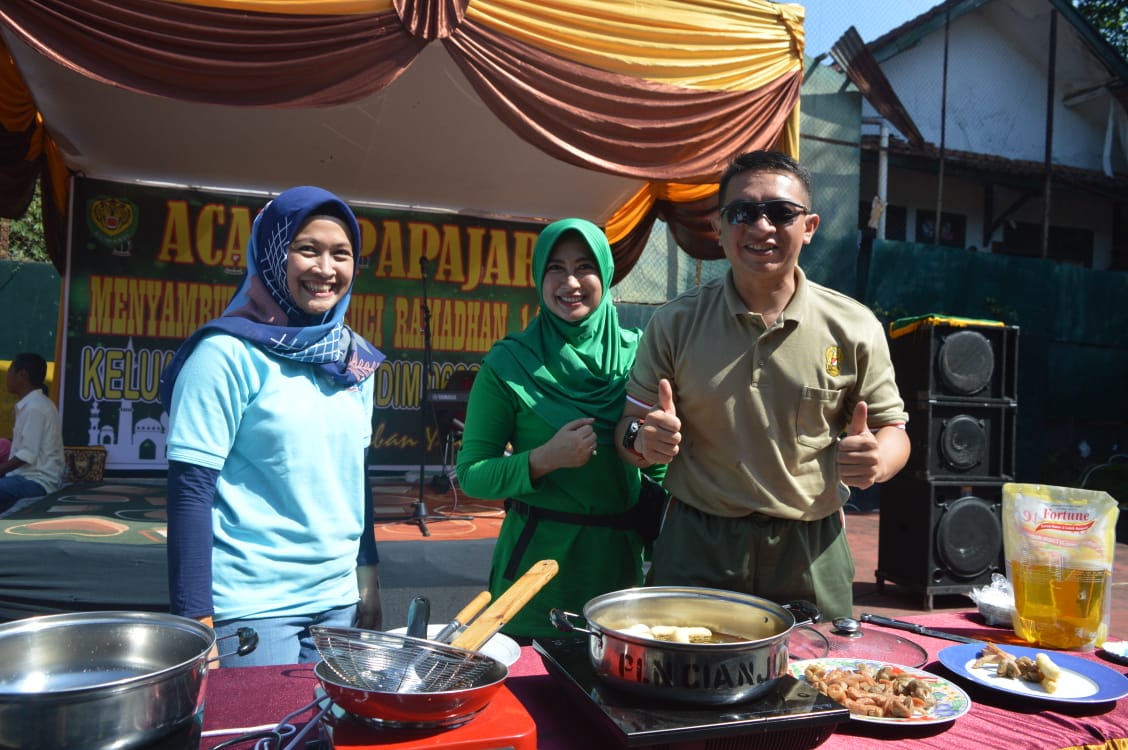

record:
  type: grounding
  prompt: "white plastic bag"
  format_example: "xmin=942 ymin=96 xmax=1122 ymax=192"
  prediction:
xmin=968 ymin=573 xmax=1015 ymax=627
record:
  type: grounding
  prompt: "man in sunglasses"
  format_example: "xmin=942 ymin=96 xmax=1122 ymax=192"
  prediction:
xmin=615 ymin=151 xmax=910 ymax=619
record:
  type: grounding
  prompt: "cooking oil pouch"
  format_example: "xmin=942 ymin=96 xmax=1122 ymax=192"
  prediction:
xmin=1002 ymin=483 xmax=1118 ymax=651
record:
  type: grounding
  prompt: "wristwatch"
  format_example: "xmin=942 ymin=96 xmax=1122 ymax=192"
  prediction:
xmin=622 ymin=417 xmax=644 ymax=453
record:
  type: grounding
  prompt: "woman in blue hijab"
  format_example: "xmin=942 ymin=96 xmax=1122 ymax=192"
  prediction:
xmin=162 ymin=186 xmax=384 ymax=667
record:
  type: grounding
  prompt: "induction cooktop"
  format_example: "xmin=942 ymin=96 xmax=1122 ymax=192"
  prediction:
xmin=533 ymin=637 xmax=848 ymax=749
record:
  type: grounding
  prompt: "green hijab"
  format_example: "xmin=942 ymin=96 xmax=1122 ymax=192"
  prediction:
xmin=484 ymin=218 xmax=641 ymax=443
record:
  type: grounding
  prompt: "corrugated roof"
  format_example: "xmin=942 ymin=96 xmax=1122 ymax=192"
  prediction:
xmin=866 ymin=0 xmax=987 ymax=63
xmin=829 ymin=26 xmax=924 ymax=147
xmin=868 ymin=0 xmax=1128 ymax=81
xmin=860 ymin=135 xmax=1128 ymax=196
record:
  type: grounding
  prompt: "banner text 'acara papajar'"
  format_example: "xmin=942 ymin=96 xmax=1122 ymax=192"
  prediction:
xmin=64 ymin=178 xmax=543 ymax=470
xmin=85 ymin=200 xmax=539 ymax=349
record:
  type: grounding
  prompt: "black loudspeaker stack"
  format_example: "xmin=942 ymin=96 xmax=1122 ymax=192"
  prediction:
xmin=876 ymin=321 xmax=1019 ymax=609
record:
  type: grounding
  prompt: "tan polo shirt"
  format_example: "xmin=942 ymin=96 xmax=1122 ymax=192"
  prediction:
xmin=627 ymin=267 xmax=907 ymax=521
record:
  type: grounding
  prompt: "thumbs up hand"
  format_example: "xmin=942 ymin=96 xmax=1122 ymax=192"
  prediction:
xmin=636 ymin=378 xmax=682 ymax=465
xmin=837 ymin=401 xmax=882 ymax=489
xmin=657 ymin=379 xmax=677 ymax=418
xmin=847 ymin=400 xmax=869 ymax=438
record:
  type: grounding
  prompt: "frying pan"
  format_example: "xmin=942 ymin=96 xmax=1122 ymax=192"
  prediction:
xmin=311 ymin=559 xmax=558 ymax=727
xmin=313 ymin=655 xmax=507 ymax=728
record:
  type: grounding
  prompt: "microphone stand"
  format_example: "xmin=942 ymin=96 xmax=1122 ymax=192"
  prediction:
xmin=372 ymin=257 xmax=473 ymax=537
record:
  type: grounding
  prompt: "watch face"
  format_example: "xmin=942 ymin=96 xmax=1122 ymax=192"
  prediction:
xmin=623 ymin=418 xmax=642 ymax=449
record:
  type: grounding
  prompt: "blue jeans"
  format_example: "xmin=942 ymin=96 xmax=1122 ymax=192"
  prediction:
xmin=213 ymin=603 xmax=357 ymax=668
xmin=0 ymin=476 xmax=47 ymax=512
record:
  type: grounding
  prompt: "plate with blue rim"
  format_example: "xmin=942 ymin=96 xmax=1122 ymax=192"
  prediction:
xmin=937 ymin=642 xmax=1128 ymax=704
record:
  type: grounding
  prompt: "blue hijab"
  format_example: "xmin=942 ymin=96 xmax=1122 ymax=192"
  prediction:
xmin=159 ymin=186 xmax=384 ymax=409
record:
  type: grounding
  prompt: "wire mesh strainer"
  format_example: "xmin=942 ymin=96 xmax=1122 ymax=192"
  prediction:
xmin=310 ymin=625 xmax=500 ymax=694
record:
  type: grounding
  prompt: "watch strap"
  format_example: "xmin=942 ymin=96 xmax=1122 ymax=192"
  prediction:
xmin=622 ymin=417 xmax=644 ymax=452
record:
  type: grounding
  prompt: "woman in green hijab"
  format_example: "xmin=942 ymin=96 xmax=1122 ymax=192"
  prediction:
xmin=457 ymin=218 xmax=659 ymax=640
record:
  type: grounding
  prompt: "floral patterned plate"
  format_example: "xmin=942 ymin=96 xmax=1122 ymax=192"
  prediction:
xmin=789 ymin=657 xmax=972 ymax=725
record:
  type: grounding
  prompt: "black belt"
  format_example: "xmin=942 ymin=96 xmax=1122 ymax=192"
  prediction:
xmin=503 ymin=498 xmax=641 ymax=579
xmin=505 ymin=498 xmax=640 ymax=530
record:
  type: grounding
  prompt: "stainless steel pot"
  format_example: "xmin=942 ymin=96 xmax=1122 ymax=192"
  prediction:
xmin=0 ymin=611 xmax=215 ymax=750
xmin=550 ymin=586 xmax=816 ymax=706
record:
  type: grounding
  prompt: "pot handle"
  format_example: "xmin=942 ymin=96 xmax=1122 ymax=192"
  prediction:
xmin=209 ymin=626 xmax=259 ymax=663
xmin=549 ymin=608 xmax=597 ymax=638
xmin=782 ymin=600 xmax=822 ymax=627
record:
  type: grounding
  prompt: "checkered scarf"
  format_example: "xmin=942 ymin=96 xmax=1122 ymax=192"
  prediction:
xmin=159 ymin=186 xmax=384 ymax=409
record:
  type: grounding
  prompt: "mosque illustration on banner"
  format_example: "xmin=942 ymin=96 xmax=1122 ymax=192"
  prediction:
xmin=85 ymin=399 xmax=168 ymax=470
xmin=78 ymin=340 xmax=170 ymax=470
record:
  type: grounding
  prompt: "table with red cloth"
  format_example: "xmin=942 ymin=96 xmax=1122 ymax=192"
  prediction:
xmin=200 ymin=611 xmax=1128 ymax=750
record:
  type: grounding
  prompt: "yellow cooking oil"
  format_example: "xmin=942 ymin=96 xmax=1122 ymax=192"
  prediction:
xmin=1010 ymin=560 xmax=1109 ymax=650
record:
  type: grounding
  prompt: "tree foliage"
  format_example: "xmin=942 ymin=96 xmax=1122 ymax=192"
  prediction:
xmin=1074 ymin=0 xmax=1128 ymax=59
xmin=0 ymin=180 xmax=49 ymax=264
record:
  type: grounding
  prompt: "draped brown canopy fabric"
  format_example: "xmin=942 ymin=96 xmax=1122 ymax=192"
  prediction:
xmin=0 ymin=0 xmax=805 ymax=278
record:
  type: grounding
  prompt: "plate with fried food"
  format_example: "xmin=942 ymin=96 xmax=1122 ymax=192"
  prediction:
xmin=937 ymin=642 xmax=1128 ymax=704
xmin=788 ymin=658 xmax=971 ymax=725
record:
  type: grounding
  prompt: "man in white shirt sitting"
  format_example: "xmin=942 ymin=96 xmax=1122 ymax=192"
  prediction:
xmin=0 ymin=353 xmax=65 ymax=511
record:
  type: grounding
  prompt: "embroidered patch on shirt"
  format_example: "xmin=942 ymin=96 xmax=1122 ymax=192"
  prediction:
xmin=825 ymin=346 xmax=841 ymax=376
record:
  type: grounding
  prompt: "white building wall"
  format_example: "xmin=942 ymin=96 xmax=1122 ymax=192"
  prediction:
xmin=862 ymin=0 xmax=1122 ymax=173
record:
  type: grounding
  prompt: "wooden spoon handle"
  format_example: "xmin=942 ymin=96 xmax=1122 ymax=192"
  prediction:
xmin=432 ymin=590 xmax=493 ymax=643
xmin=450 ymin=559 xmax=559 ymax=651
xmin=453 ymin=590 xmax=493 ymax=627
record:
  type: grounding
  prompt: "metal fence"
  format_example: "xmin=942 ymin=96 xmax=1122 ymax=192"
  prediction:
xmin=610 ymin=155 xmax=866 ymax=308
xmin=611 ymin=221 xmax=730 ymax=306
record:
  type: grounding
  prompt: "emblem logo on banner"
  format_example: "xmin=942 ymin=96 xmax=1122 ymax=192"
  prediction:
xmin=87 ymin=197 xmax=139 ymax=254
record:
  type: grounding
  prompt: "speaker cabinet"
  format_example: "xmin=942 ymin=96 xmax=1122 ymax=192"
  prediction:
xmin=891 ymin=322 xmax=1018 ymax=405
xmin=907 ymin=403 xmax=1016 ymax=481
xmin=875 ymin=479 xmax=1005 ymax=609
xmin=879 ymin=320 xmax=1017 ymax=606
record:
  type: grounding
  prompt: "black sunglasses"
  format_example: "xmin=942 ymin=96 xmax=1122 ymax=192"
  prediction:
xmin=720 ymin=200 xmax=808 ymax=227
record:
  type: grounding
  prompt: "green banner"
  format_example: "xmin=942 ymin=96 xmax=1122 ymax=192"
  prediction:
xmin=61 ymin=177 xmax=541 ymax=472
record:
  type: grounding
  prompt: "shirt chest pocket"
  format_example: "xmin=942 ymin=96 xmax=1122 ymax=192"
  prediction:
xmin=796 ymin=386 xmax=845 ymax=449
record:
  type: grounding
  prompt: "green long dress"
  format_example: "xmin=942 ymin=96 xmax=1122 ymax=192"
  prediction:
xmin=456 ymin=364 xmax=646 ymax=638
xmin=455 ymin=218 xmax=652 ymax=639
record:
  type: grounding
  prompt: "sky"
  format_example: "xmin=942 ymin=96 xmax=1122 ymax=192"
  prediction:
xmin=798 ymin=0 xmax=945 ymax=58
